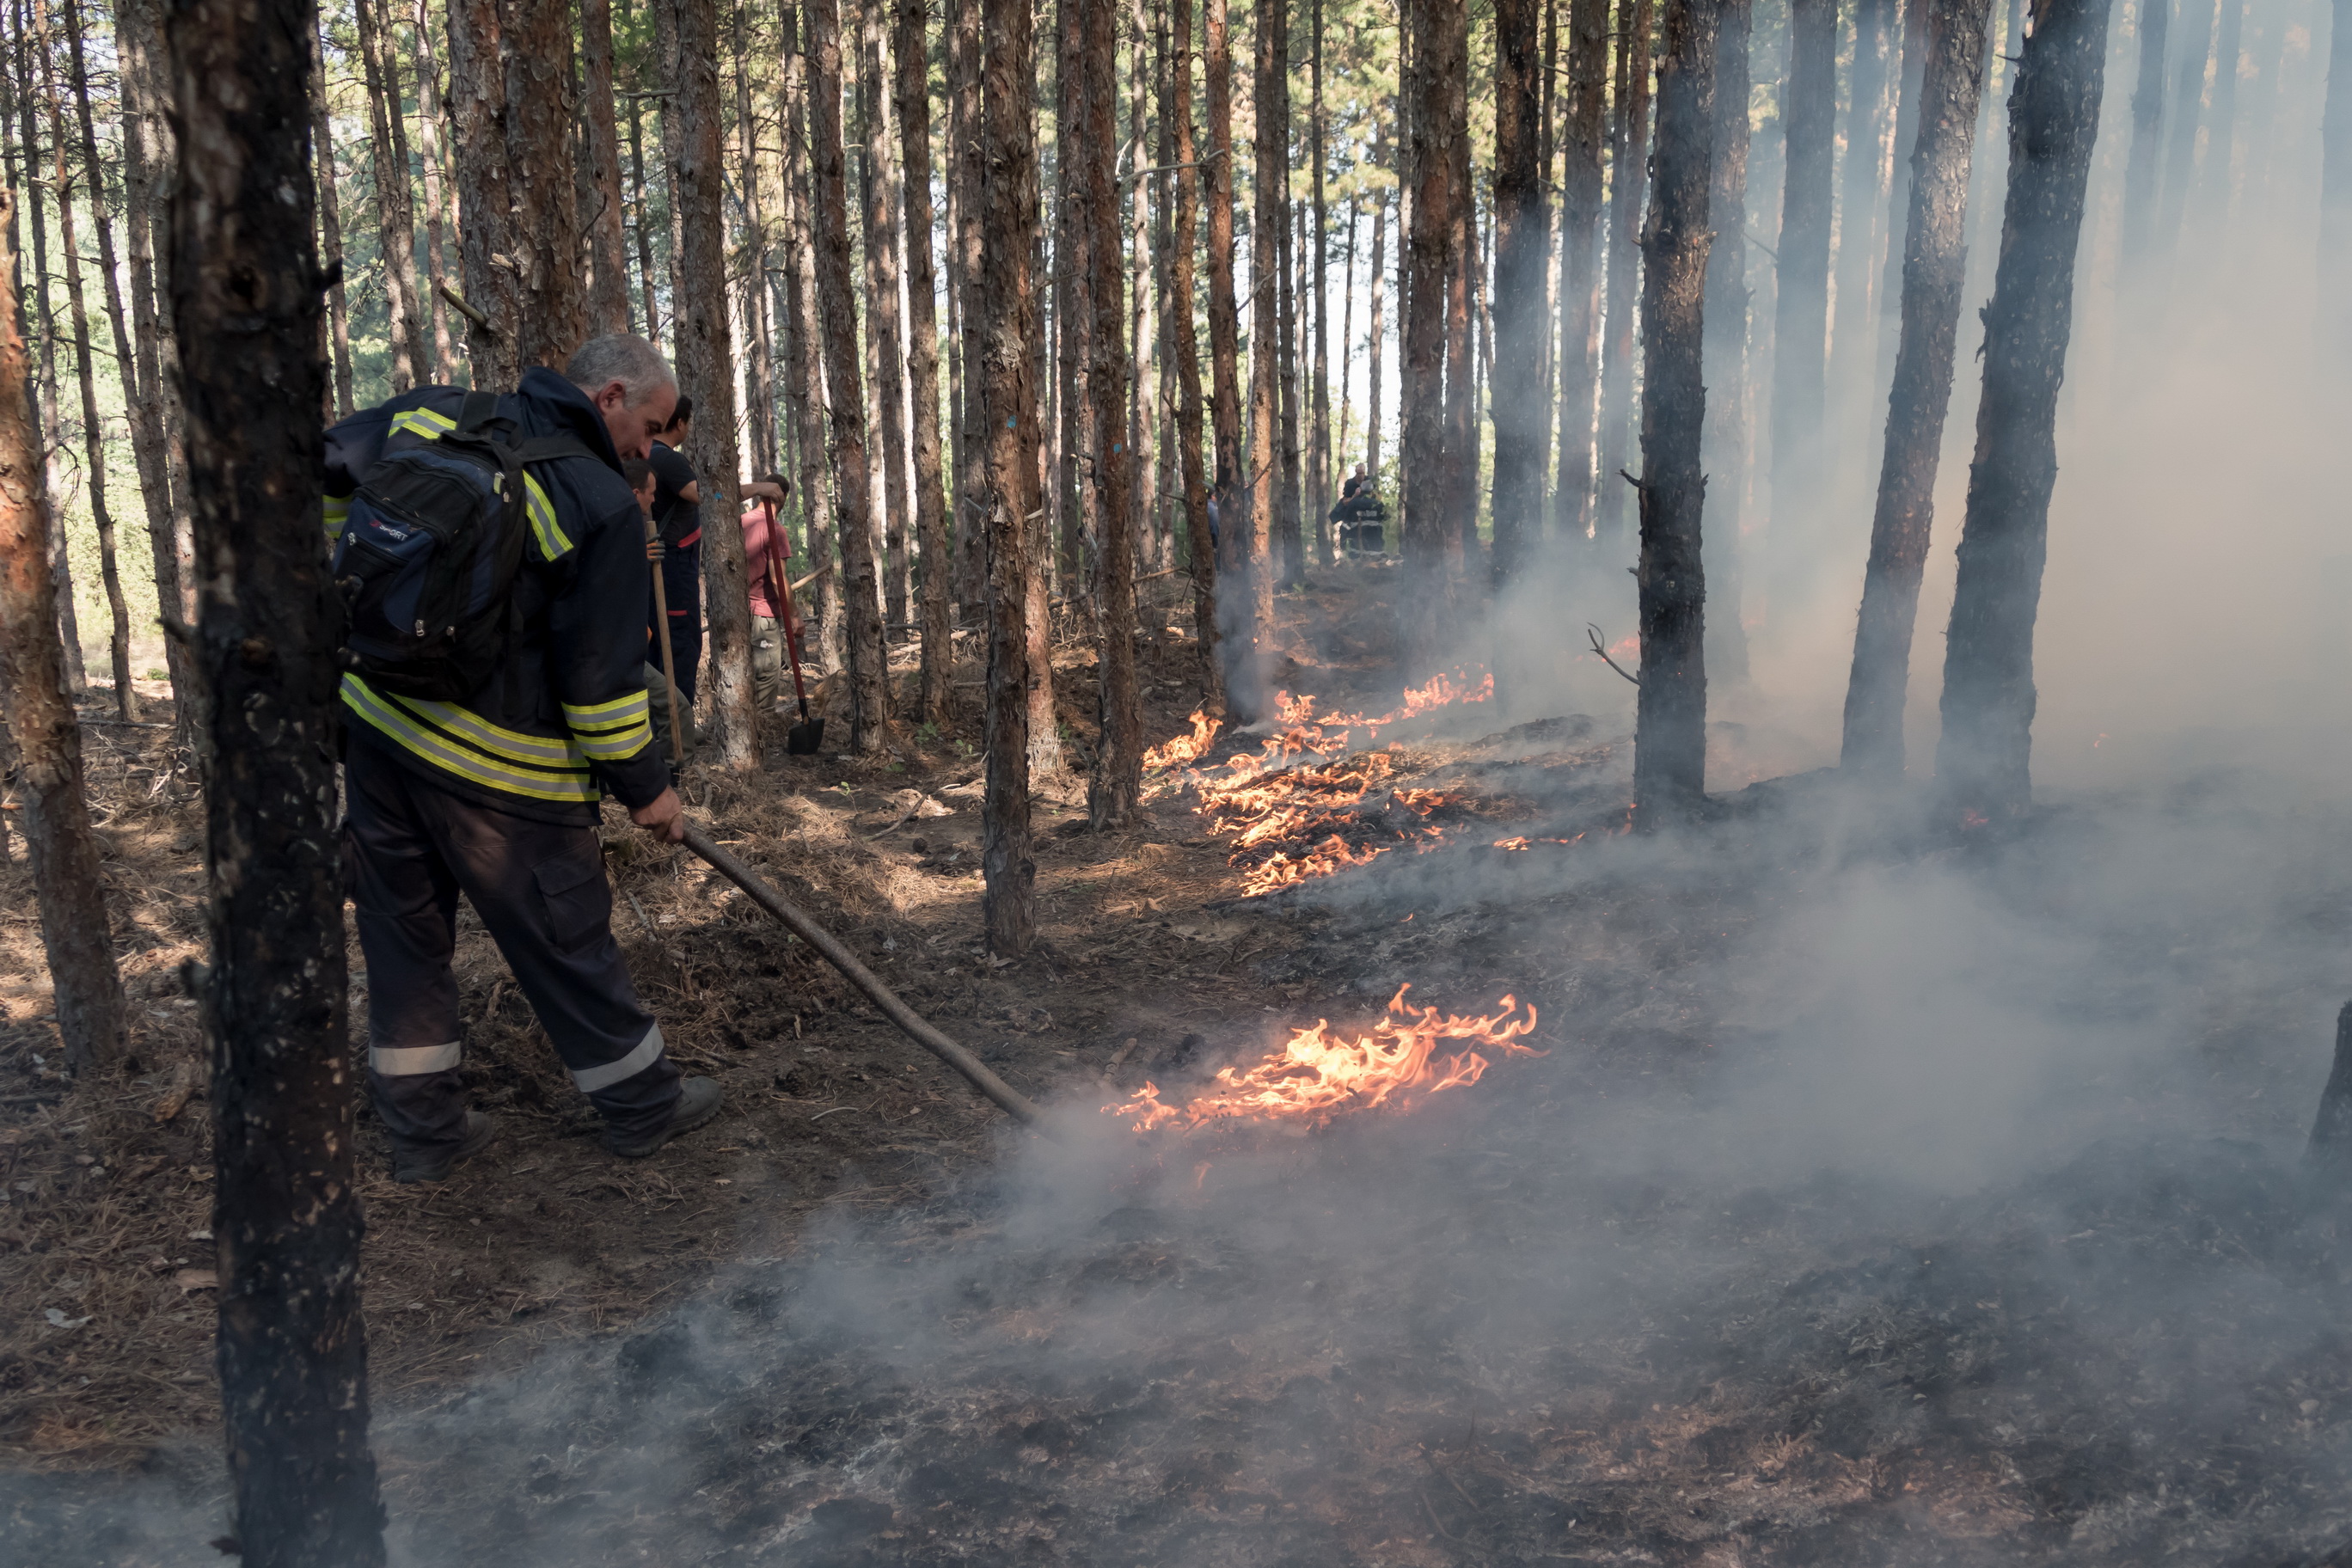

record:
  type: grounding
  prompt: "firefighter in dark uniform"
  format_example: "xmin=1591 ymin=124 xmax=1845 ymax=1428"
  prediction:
xmin=646 ymin=397 xmax=703 ymax=705
xmin=326 ymin=334 xmax=721 ymax=1183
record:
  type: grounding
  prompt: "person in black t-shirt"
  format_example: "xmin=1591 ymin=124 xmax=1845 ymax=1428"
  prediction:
xmin=646 ymin=398 xmax=704 ymax=702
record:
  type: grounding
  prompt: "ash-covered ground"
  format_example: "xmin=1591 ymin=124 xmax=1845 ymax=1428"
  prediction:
xmin=19 ymin=733 xmax=2352 ymax=1567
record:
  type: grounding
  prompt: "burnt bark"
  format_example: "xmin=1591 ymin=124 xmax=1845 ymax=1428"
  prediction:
xmin=1700 ymin=0 xmax=1753 ymax=683
xmin=1365 ymin=175 xmax=1386 ymax=479
xmin=1841 ymin=0 xmax=1992 ymax=778
xmin=1878 ymin=0 xmax=1930 ymax=377
xmin=897 ymin=0 xmax=953 ymax=722
xmin=354 ymin=0 xmax=426 ymax=389
xmin=1166 ymin=0 xmax=1224 ymax=707
xmin=1935 ymin=0 xmax=2115 ymax=824
xmin=1240 ymin=0 xmax=1284 ymax=709
xmin=950 ymin=0 xmax=988 ymax=623
xmin=1596 ymin=0 xmax=1652 ymax=552
xmin=1308 ymin=0 xmax=1332 ymax=562
xmin=309 ymin=16 xmax=357 ymax=412
xmin=1832 ymin=0 xmax=1900 ymax=415
xmin=1202 ymin=0 xmax=1243 ymax=516
xmin=1055 ymin=0 xmax=1092 ymax=601
xmin=1633 ymin=0 xmax=1717 ymax=827
xmin=1401 ymin=0 xmax=1466 ymax=677
xmin=409 ymin=0 xmax=458 ymax=381
xmin=580 ymin=0 xmax=636 ymax=336
xmin=445 ymin=0 xmax=519 ymax=384
xmin=1491 ymin=0 xmax=1547 ymax=582
xmin=977 ymin=0 xmax=1040 ymax=952
xmin=506 ymin=0 xmax=587 ymax=369
xmin=167 ymin=0 xmax=389 ymax=1546
xmin=860 ymin=9 xmax=911 ymax=630
xmin=0 ymin=192 xmax=126 ymax=1078
xmin=2306 ymin=1001 xmax=2352 ymax=1170
xmin=1771 ymin=0 xmax=1837 ymax=540
xmin=1082 ymin=0 xmax=1141 ymax=826
xmin=1438 ymin=0 xmax=1475 ymax=576
xmin=811 ymin=0 xmax=891 ymax=750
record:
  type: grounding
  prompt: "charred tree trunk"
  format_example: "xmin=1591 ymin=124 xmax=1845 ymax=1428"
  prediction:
xmin=1491 ymin=0 xmax=1547 ymax=583
xmin=308 ymin=15 xmax=357 ymax=412
xmin=1771 ymin=0 xmax=1837 ymax=550
xmin=977 ymin=0 xmax=1040 ymax=952
xmin=732 ymin=3 xmax=778 ymax=477
xmin=1440 ymin=0 xmax=1475 ymax=579
xmin=1832 ymin=0 xmax=1899 ymax=421
xmin=2117 ymin=0 xmax=2165 ymax=266
xmin=580 ymin=0 xmax=636 ymax=336
xmin=1877 ymin=0 xmax=1930 ymax=383
xmin=34 ymin=0 xmax=137 ymax=721
xmin=1596 ymin=0 xmax=1653 ymax=554
xmin=1055 ymin=0 xmax=1092 ymax=603
xmin=897 ymin=0 xmax=953 ymax=722
xmin=1700 ymin=0 xmax=1753 ymax=683
xmin=1278 ymin=192 xmax=1303 ymax=591
xmin=951 ymin=0 xmax=988 ymax=626
xmin=0 ymin=193 xmax=125 ymax=1078
xmin=1202 ymin=0 xmax=1243 ymax=528
xmin=9 ymin=13 xmax=83 ymax=697
xmin=445 ymin=0 xmax=519 ymax=384
xmin=1841 ymin=0 xmax=1992 ymax=778
xmin=861 ymin=9 xmax=911 ymax=631
xmin=1401 ymin=0 xmax=1464 ymax=677
xmin=507 ymin=0 xmax=587 ymax=368
xmin=1240 ymin=0 xmax=1283 ymax=707
xmin=1935 ymin=0 xmax=2114 ymax=824
xmin=811 ymin=0 xmax=890 ymax=750
xmin=2306 ymin=1001 xmax=2352 ymax=1170
xmin=355 ymin=0 xmax=426 ymax=388
xmin=168 ymin=0 xmax=389 ymax=1545
xmin=673 ymin=0 xmax=755 ymax=763
xmin=1082 ymin=0 xmax=1141 ymax=826
xmin=409 ymin=0 xmax=458 ymax=381
xmin=1366 ymin=179 xmax=1386 ymax=479
xmin=1633 ymin=0 xmax=1717 ymax=827
xmin=1166 ymin=0 xmax=1224 ymax=707
xmin=1309 ymin=0 xmax=1332 ymax=563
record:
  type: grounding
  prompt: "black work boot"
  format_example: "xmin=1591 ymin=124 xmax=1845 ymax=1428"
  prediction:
xmin=604 ymin=1076 xmax=723 ymax=1159
xmin=393 ymin=1111 xmax=496 ymax=1185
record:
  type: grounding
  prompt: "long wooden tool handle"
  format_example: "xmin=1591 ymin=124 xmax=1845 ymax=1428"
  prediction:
xmin=646 ymin=514 xmax=688 ymax=765
xmin=682 ymin=824 xmax=1046 ymax=1128
xmin=760 ymin=502 xmax=814 ymax=717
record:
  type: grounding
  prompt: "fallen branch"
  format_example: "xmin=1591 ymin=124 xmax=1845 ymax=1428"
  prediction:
xmin=434 ymin=280 xmax=495 ymax=334
xmin=1586 ymin=623 xmax=1640 ymax=687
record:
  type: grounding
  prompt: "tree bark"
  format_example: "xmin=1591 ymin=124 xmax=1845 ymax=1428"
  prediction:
xmin=505 ymin=0 xmax=587 ymax=369
xmin=1877 ymin=0 xmax=1929 ymax=374
xmin=168 ymin=0 xmax=390 ymax=1543
xmin=1596 ymin=0 xmax=1654 ymax=556
xmin=1400 ymin=0 xmax=1463 ymax=677
xmin=354 ymin=0 xmax=426 ymax=389
xmin=1366 ymin=177 xmax=1385 ymax=479
xmin=1935 ymin=0 xmax=2115 ymax=824
xmin=1840 ymin=0 xmax=1992 ymax=777
xmin=950 ymin=0 xmax=988 ymax=624
xmin=2196 ymin=0 xmax=2245 ymax=227
xmin=1770 ymin=0 xmax=1837 ymax=545
xmin=1308 ymin=0 xmax=1332 ymax=563
xmin=781 ymin=0 xmax=842 ymax=665
xmin=1165 ymin=0 xmax=1224 ymax=707
xmin=580 ymin=0 xmax=636 ymax=337
xmin=1438 ymin=0 xmax=1475 ymax=576
xmin=308 ymin=15 xmax=358 ymax=412
xmin=445 ymin=0 xmax=519 ymax=384
xmin=812 ymin=0 xmax=891 ymax=750
xmin=1240 ymin=0 xmax=1283 ymax=709
xmin=1491 ymin=0 xmax=1547 ymax=584
xmin=671 ymin=0 xmax=754 ymax=764
xmin=1202 ymin=0 xmax=1243 ymax=510
xmin=35 ymin=0 xmax=137 ymax=721
xmin=1336 ymin=195 xmax=1357 ymax=488
xmin=1081 ymin=0 xmax=1141 ymax=825
xmin=1700 ymin=0 xmax=1752 ymax=683
xmin=2117 ymin=0 xmax=2166 ymax=267
xmin=732 ymin=1 xmax=779 ymax=477
xmin=1055 ymin=0 xmax=1091 ymax=603
xmin=860 ymin=7 xmax=912 ymax=631
xmin=0 ymin=192 xmax=125 ymax=1078
xmin=977 ymin=0 xmax=1040 ymax=952
xmin=408 ymin=0 xmax=459 ymax=381
xmin=1633 ymin=0 xmax=1716 ymax=828
xmin=897 ymin=0 xmax=953 ymax=721
xmin=1832 ymin=0 xmax=1900 ymax=421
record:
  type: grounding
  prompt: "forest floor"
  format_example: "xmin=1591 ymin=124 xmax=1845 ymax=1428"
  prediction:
xmin=7 ymin=561 xmax=2352 ymax=1567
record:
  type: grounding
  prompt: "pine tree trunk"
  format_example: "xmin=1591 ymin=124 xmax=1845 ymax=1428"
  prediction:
xmin=1081 ymin=0 xmax=1141 ymax=825
xmin=860 ymin=9 xmax=912 ymax=631
xmin=1401 ymin=0 xmax=1464 ymax=677
xmin=1056 ymin=0 xmax=1092 ymax=603
xmin=812 ymin=0 xmax=891 ymax=750
xmin=950 ymin=0 xmax=989 ymax=623
xmin=656 ymin=0 xmax=689 ymax=335
xmin=1130 ymin=0 xmax=1163 ymax=572
xmin=626 ymin=36 xmax=663 ymax=343
xmin=734 ymin=4 xmax=781 ymax=475
xmin=781 ymin=0 xmax=842 ymax=665
xmin=1240 ymin=0 xmax=1284 ymax=712
xmin=354 ymin=0 xmax=426 ymax=389
xmin=2114 ymin=0 xmax=2164 ymax=272
xmin=1309 ymin=0 xmax=1332 ymax=563
xmin=897 ymin=0 xmax=953 ymax=720
xmin=1336 ymin=196 xmax=1357 ymax=484
xmin=1936 ymin=0 xmax=2115 ymax=824
xmin=446 ymin=0 xmax=520 ymax=384
xmin=1877 ymin=0 xmax=1929 ymax=378
xmin=1366 ymin=178 xmax=1385 ymax=478
xmin=1770 ymin=0 xmax=1836 ymax=547
xmin=1166 ymin=0 xmax=1224 ymax=707
xmin=1596 ymin=0 xmax=1652 ymax=554
xmin=1202 ymin=0 xmax=1244 ymax=512
xmin=409 ymin=0 xmax=459 ymax=381
xmin=2326 ymin=0 xmax=2352 ymax=355
xmin=1841 ymin=0 xmax=1993 ymax=777
xmin=580 ymin=0 xmax=636 ymax=336
xmin=977 ymin=0 xmax=1040 ymax=952
xmin=0 ymin=193 xmax=125 ymax=1077
xmin=1491 ymin=0 xmax=1547 ymax=584
xmin=1278 ymin=190 xmax=1303 ymax=591
xmin=166 ymin=0 xmax=389 ymax=1541
xmin=307 ymin=17 xmax=358 ymax=412
xmin=2196 ymin=0 xmax=2245 ymax=225
xmin=2155 ymin=0 xmax=2215 ymax=272
xmin=1831 ymin=0 xmax=1898 ymax=422
xmin=1441 ymin=8 xmax=1475 ymax=579
xmin=1633 ymin=0 xmax=1717 ymax=827
xmin=35 ymin=0 xmax=137 ymax=722
xmin=1700 ymin=0 xmax=1753 ymax=683
xmin=507 ymin=0 xmax=587 ymax=369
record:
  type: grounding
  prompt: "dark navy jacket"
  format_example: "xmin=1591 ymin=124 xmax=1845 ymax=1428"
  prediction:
xmin=324 ymin=369 xmax=670 ymax=824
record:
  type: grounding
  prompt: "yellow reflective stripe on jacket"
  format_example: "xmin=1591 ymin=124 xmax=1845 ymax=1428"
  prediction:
xmin=563 ymin=689 xmax=650 ymax=725
xmin=324 ymin=495 xmax=350 ymax=542
xmin=561 ymin=689 xmax=652 ymax=762
xmin=395 ymin=694 xmax=583 ymax=766
xmin=389 ymin=407 xmax=457 ymax=439
xmin=522 ymin=474 xmax=572 ymax=560
xmin=573 ymin=718 xmax=653 ymax=760
xmin=340 ymin=675 xmax=597 ymax=804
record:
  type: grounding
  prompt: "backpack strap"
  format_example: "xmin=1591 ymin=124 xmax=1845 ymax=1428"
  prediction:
xmin=513 ymin=434 xmax=599 ymax=467
xmin=456 ymin=390 xmax=507 ymax=437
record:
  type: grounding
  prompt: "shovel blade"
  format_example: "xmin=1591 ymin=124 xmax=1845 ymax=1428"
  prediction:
xmin=787 ymin=717 xmax=825 ymax=755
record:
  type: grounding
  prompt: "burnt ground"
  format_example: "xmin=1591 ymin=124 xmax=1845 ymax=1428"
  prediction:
xmin=9 ymin=566 xmax=2352 ymax=1566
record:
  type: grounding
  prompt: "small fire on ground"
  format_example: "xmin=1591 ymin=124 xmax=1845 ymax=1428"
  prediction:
xmin=1104 ymin=984 xmax=1541 ymax=1131
xmin=1147 ymin=671 xmax=1497 ymax=897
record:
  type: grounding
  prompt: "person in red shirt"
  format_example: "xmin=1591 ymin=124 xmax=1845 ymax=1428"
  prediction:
xmin=739 ymin=474 xmax=795 ymax=706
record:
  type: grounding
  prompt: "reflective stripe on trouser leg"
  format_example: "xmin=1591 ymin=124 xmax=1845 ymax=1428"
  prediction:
xmin=371 ymin=1040 xmax=462 ymax=1075
xmin=573 ymin=1023 xmax=665 ymax=1093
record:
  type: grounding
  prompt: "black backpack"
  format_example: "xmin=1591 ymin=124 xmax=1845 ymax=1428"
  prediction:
xmin=332 ymin=392 xmax=590 ymax=702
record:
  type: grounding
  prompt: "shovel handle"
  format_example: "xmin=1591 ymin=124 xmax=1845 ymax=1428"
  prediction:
xmin=762 ymin=501 xmax=815 ymax=719
xmin=646 ymin=513 xmax=688 ymax=768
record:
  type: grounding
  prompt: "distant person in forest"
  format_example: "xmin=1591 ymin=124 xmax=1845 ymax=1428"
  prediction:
xmin=646 ymin=398 xmax=704 ymax=705
xmin=738 ymin=474 xmax=796 ymax=707
xmin=326 ymin=334 xmax=722 ymax=1184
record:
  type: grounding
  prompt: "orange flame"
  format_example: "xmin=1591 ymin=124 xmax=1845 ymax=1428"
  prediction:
xmin=1106 ymin=985 xmax=1542 ymax=1130
xmin=1144 ymin=708 xmax=1222 ymax=772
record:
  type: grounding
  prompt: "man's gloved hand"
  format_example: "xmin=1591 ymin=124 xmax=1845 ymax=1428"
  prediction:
xmin=646 ymin=537 xmax=666 ymax=563
xmin=631 ymin=786 xmax=686 ymax=844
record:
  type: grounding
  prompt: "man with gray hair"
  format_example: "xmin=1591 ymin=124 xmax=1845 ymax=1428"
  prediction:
xmin=324 ymin=334 xmax=721 ymax=1183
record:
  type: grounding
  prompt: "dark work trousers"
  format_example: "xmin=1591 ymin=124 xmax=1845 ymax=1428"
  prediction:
xmin=343 ymin=744 xmax=682 ymax=1155
xmin=648 ymin=538 xmax=702 ymax=704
